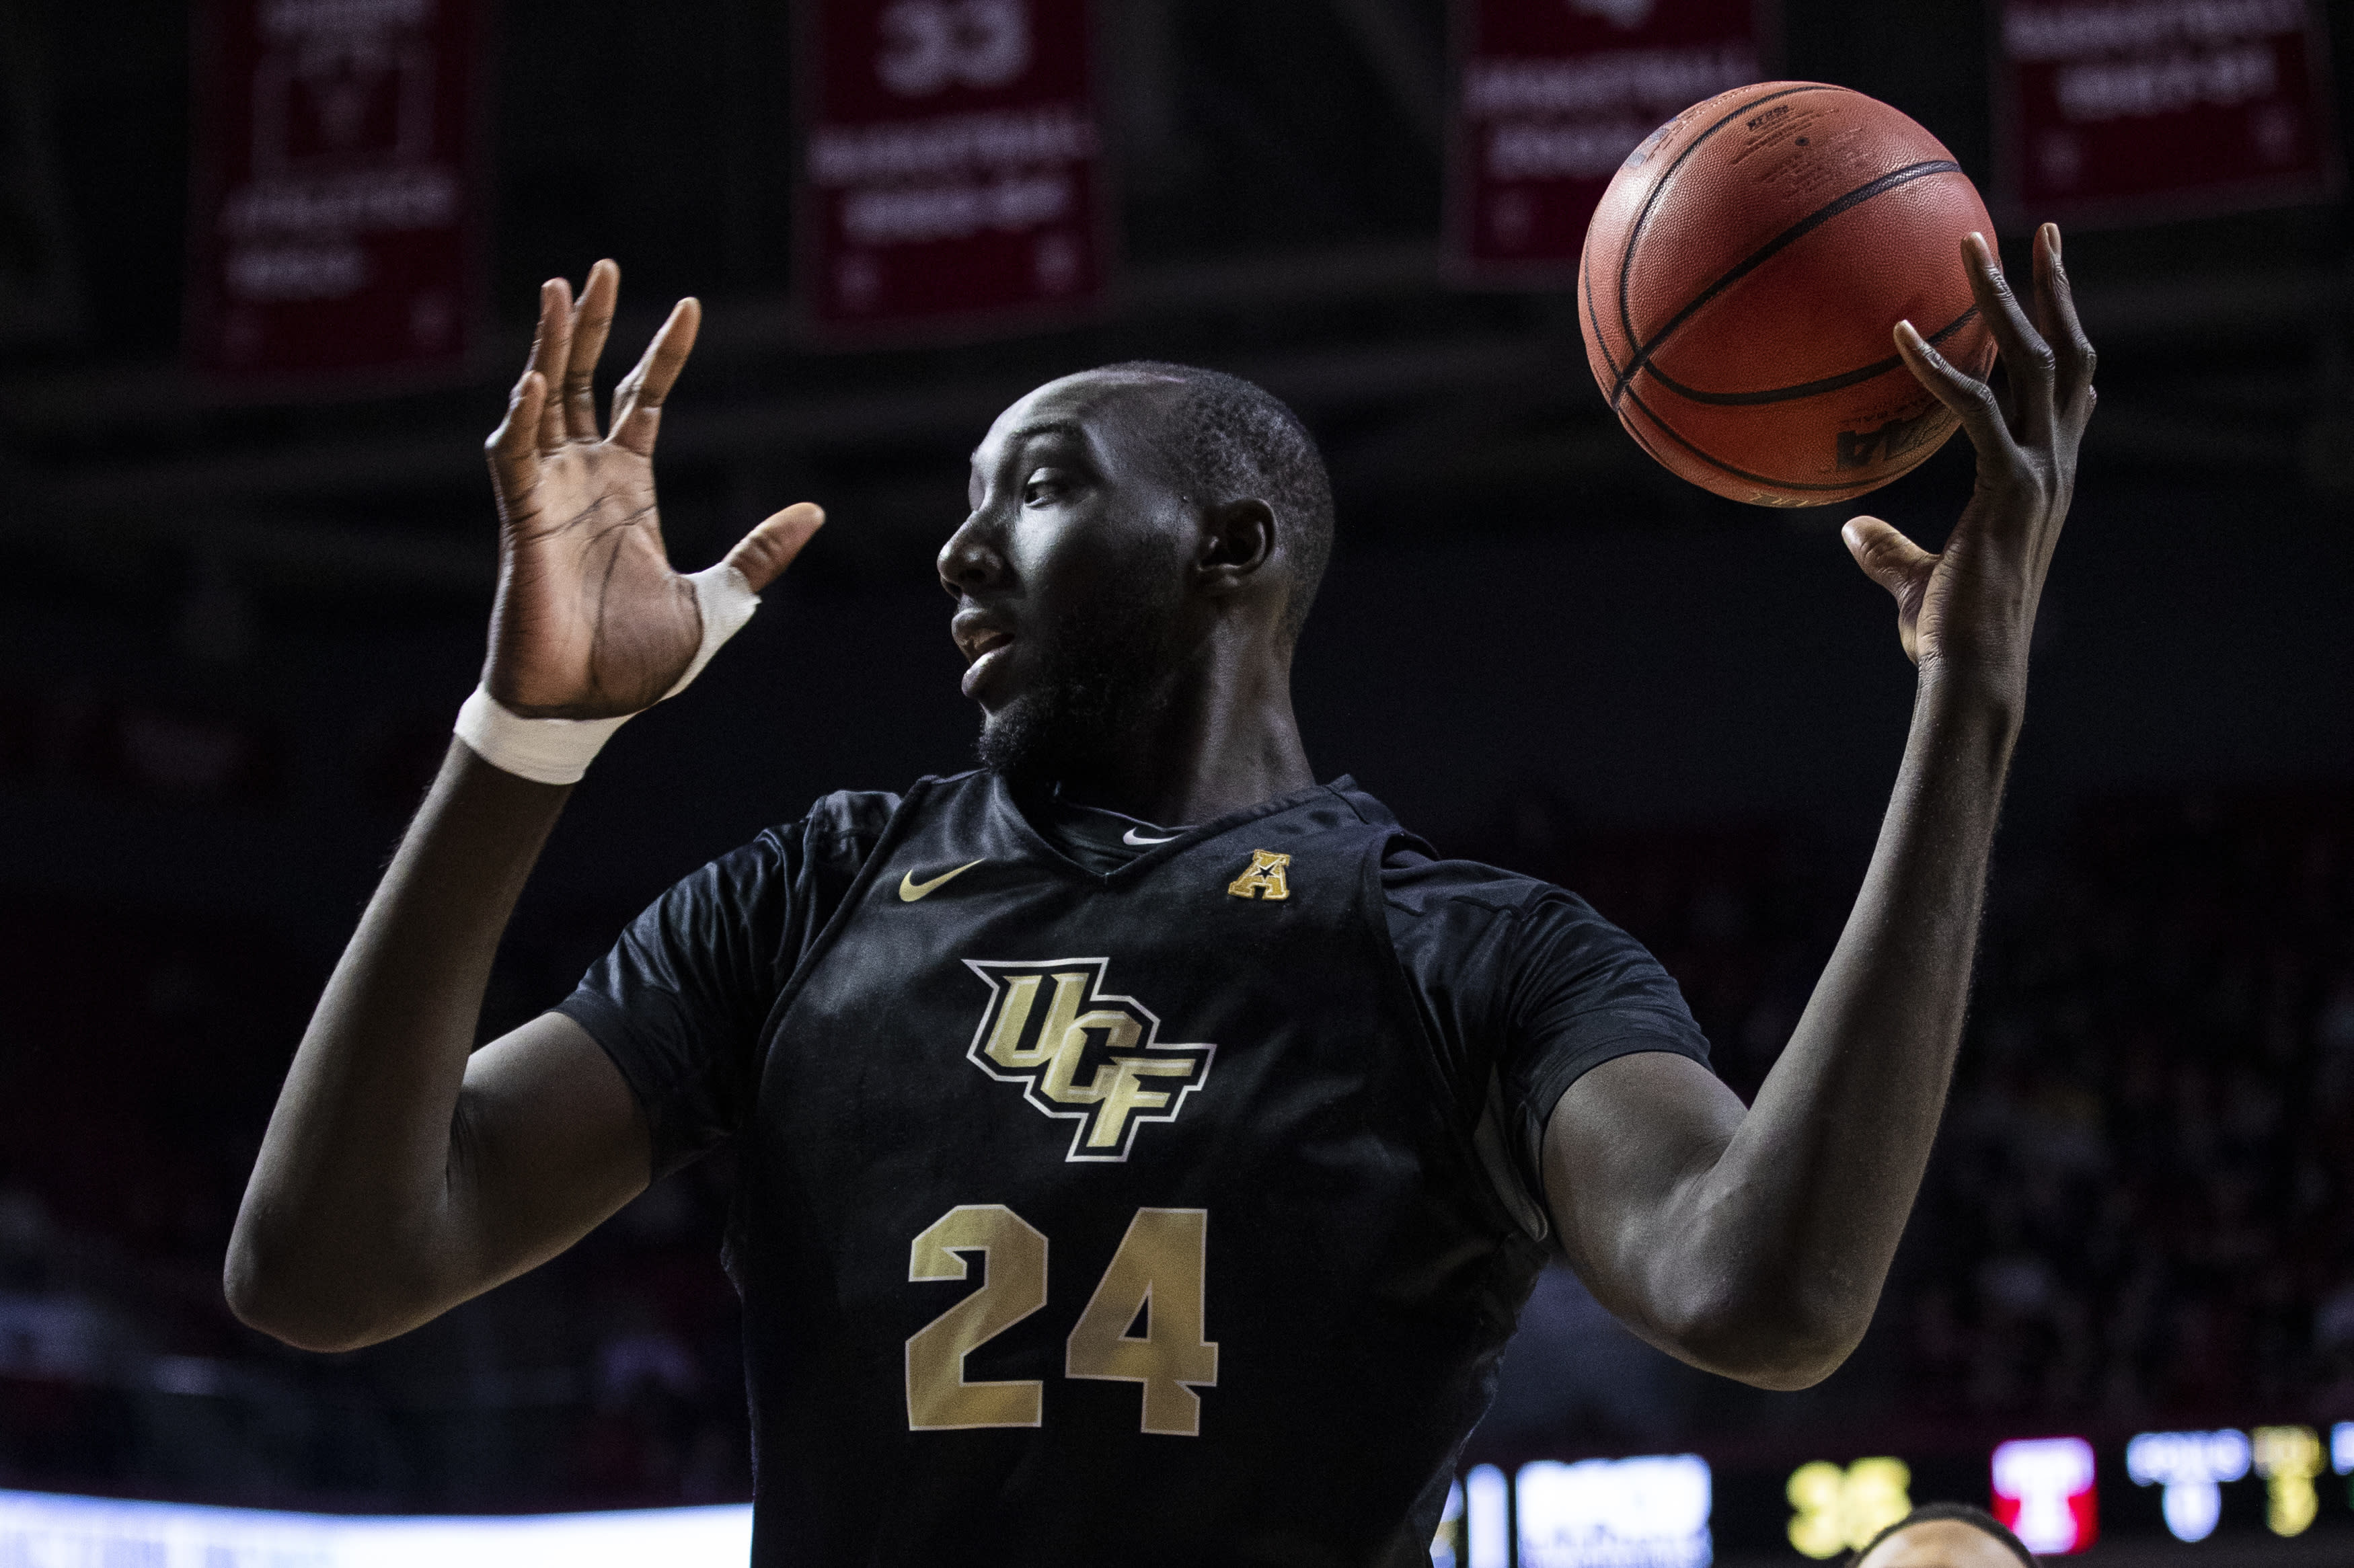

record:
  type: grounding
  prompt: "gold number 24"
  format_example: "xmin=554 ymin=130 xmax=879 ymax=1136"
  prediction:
xmin=905 ymin=1204 xmax=1219 ymax=1437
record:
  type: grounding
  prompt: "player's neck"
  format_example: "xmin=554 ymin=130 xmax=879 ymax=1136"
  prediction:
xmin=1051 ymin=656 xmax=1314 ymax=827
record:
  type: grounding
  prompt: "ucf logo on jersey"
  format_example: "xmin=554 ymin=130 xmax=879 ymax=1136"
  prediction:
xmin=962 ymin=958 xmax=1214 ymax=1162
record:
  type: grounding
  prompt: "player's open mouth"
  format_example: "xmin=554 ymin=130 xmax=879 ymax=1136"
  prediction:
xmin=958 ymin=627 xmax=1016 ymax=700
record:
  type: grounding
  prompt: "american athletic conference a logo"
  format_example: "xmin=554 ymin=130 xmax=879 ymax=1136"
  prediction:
xmin=962 ymin=958 xmax=1213 ymax=1162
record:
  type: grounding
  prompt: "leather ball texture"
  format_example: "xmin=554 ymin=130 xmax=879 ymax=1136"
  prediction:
xmin=1579 ymin=81 xmax=1998 ymax=508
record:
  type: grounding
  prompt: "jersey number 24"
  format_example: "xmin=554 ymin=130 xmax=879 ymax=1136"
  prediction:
xmin=905 ymin=1204 xmax=1218 ymax=1436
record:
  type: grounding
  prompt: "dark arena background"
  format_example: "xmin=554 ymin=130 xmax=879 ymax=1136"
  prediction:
xmin=1 ymin=1 xmax=2351 ymax=1564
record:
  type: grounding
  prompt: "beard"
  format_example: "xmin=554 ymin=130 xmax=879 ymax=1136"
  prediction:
xmin=975 ymin=579 xmax=1184 ymax=789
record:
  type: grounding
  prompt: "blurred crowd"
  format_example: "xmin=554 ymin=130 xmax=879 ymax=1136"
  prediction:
xmin=1907 ymin=789 xmax=2354 ymax=1425
xmin=0 ymin=899 xmax=751 ymax=1507
xmin=1470 ymin=784 xmax=2354 ymax=1445
xmin=1 ymin=784 xmax=2347 ymax=1507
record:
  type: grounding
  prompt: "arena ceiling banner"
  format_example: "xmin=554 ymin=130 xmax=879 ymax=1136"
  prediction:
xmin=1447 ymin=0 xmax=1768 ymax=282
xmin=798 ymin=0 xmax=1109 ymax=341
xmin=1996 ymin=0 xmax=2342 ymax=224
xmin=186 ymin=0 xmax=483 ymax=383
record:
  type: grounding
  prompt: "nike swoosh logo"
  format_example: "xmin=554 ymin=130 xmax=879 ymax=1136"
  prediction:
xmin=899 ymin=859 xmax=985 ymax=902
xmin=1122 ymin=828 xmax=1180 ymax=846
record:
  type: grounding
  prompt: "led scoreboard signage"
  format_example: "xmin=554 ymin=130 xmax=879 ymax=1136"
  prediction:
xmin=1515 ymin=1454 xmax=1713 ymax=1568
xmin=1435 ymin=1423 xmax=2354 ymax=1563
xmin=1785 ymin=1456 xmax=1912 ymax=1559
xmin=2129 ymin=1429 xmax=2250 ymax=1542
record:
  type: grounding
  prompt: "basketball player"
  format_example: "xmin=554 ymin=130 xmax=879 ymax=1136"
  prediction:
xmin=227 ymin=226 xmax=2094 ymax=1565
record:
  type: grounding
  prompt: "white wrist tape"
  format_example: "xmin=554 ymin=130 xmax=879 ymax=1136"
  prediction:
xmin=455 ymin=562 xmax=761 ymax=786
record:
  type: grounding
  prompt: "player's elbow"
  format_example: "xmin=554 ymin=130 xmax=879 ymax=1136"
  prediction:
xmin=1710 ymin=1333 xmax=1859 ymax=1393
xmin=223 ymin=1256 xmax=367 ymax=1353
xmin=223 ymin=1226 xmax=410 ymax=1354
xmin=1661 ymin=1286 xmax=1867 ymax=1391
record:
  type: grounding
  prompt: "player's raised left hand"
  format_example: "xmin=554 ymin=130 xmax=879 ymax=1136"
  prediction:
xmin=1841 ymin=224 xmax=2096 ymax=695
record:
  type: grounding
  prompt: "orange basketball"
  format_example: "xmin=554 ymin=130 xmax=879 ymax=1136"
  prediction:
xmin=1579 ymin=82 xmax=1997 ymax=508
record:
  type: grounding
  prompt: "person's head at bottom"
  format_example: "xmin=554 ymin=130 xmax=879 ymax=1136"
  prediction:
xmin=1850 ymin=1504 xmax=2041 ymax=1568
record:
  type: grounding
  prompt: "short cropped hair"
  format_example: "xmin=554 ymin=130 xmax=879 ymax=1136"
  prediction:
xmin=1094 ymin=360 xmax=1335 ymax=642
xmin=1848 ymin=1503 xmax=2041 ymax=1568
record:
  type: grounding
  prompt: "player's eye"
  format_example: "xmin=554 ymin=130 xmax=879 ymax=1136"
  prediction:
xmin=1022 ymin=469 xmax=1070 ymax=506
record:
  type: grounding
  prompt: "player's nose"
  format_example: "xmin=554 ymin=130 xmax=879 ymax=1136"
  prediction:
xmin=937 ymin=509 xmax=1010 ymax=599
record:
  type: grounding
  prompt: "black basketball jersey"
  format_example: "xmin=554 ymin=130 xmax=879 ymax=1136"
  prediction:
xmin=724 ymin=771 xmax=1551 ymax=1566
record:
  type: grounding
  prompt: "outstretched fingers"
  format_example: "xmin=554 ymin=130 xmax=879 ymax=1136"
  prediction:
xmin=1960 ymin=232 xmax=2057 ymax=434
xmin=722 ymin=502 xmax=827 ymax=594
xmin=609 ymin=297 xmax=702 ymax=457
xmin=2030 ymin=223 xmax=2098 ymax=427
xmin=1894 ymin=316 xmax=2010 ymax=462
xmin=560 ymin=260 xmax=621 ymax=441
xmin=527 ymin=278 xmax=574 ymax=455
xmin=486 ymin=370 xmax=550 ymax=511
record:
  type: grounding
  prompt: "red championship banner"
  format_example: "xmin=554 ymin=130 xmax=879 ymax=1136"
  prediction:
xmin=1451 ymin=0 xmax=1764 ymax=280
xmin=800 ymin=0 xmax=1108 ymax=339
xmin=1999 ymin=0 xmax=2340 ymax=223
xmin=187 ymin=0 xmax=482 ymax=382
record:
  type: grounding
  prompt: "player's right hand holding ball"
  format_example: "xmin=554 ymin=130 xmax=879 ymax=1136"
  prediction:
xmin=1840 ymin=225 xmax=2096 ymax=696
xmin=481 ymin=260 xmax=825 ymax=721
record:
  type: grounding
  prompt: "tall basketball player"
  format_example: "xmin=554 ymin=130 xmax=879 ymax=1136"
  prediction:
xmin=228 ymin=225 xmax=2094 ymax=1565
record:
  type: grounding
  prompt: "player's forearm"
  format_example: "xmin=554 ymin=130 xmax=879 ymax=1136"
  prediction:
xmin=1671 ymin=667 xmax=2018 ymax=1383
xmin=227 ymin=740 xmax=570 ymax=1350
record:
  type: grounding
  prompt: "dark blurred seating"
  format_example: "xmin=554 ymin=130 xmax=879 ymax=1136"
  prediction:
xmin=0 ymin=903 xmax=750 ymax=1509
xmin=1465 ymin=785 xmax=2354 ymax=1444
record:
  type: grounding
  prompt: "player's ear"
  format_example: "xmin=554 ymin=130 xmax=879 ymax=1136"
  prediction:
xmin=1195 ymin=498 xmax=1276 ymax=598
